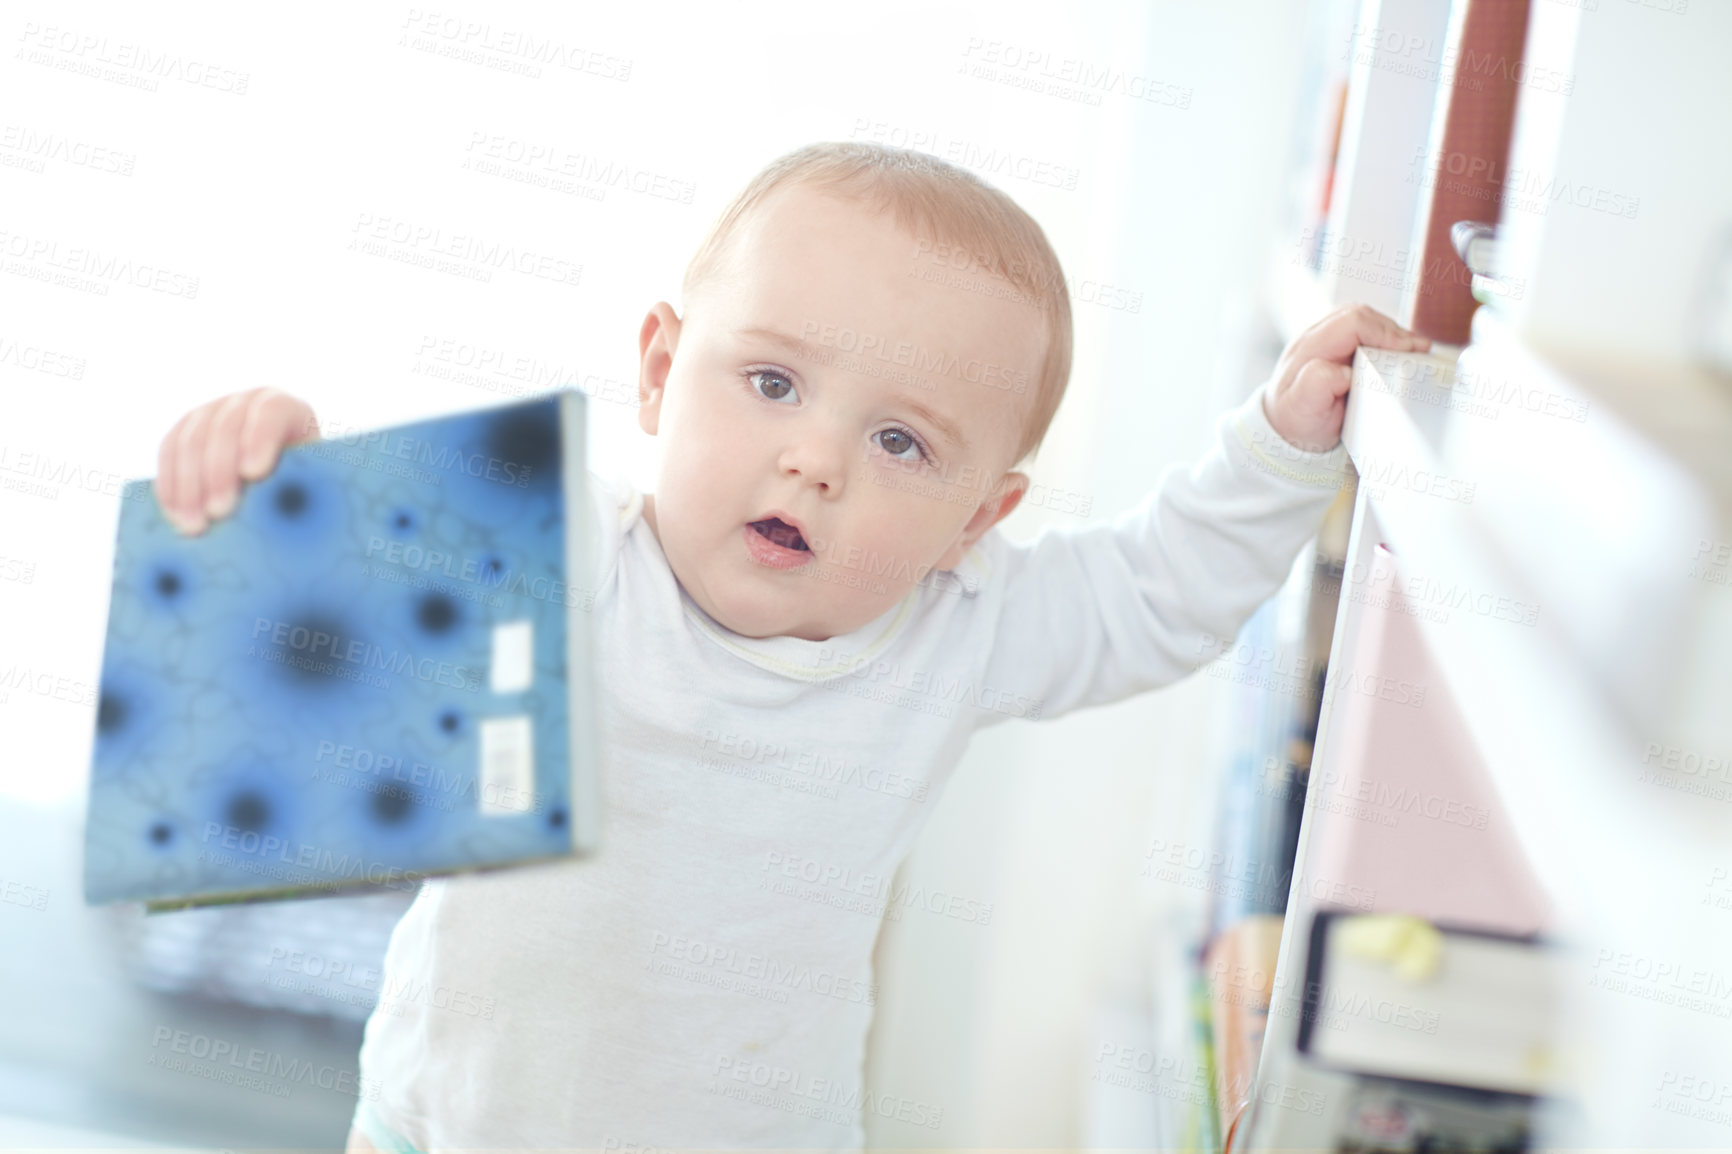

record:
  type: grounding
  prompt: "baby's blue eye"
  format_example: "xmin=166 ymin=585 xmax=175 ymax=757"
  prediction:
xmin=750 ymin=370 xmax=797 ymax=403
xmin=874 ymin=428 xmax=923 ymax=461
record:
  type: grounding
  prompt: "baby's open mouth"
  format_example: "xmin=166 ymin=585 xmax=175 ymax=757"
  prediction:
xmin=748 ymin=517 xmax=809 ymax=552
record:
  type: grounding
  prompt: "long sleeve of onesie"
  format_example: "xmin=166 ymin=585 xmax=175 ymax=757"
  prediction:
xmin=971 ymin=387 xmax=1349 ymax=727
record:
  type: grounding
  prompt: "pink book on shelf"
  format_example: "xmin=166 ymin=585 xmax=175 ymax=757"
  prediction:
xmin=1309 ymin=548 xmax=1550 ymax=935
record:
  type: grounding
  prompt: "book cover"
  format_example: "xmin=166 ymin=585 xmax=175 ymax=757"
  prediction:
xmin=82 ymin=390 xmax=600 ymax=910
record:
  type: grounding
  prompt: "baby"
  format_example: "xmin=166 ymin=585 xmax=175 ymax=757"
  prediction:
xmin=154 ymin=142 xmax=1426 ymax=1151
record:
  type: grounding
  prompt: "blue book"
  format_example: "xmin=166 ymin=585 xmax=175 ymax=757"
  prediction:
xmin=83 ymin=390 xmax=600 ymax=911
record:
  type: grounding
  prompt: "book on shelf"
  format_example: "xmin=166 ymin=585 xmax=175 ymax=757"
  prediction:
xmin=1403 ymin=0 xmax=1533 ymax=344
xmin=1202 ymin=485 xmax=1354 ymax=1147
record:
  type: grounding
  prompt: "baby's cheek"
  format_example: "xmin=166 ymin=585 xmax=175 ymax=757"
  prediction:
xmin=902 ymin=509 xmax=973 ymax=575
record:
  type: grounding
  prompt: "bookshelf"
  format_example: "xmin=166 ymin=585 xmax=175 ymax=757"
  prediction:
xmin=1238 ymin=332 xmax=1732 ymax=1146
xmin=1201 ymin=0 xmax=1732 ymax=1147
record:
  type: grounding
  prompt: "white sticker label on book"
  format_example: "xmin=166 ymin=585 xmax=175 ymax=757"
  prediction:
xmin=479 ymin=715 xmax=534 ymax=815
xmin=490 ymin=620 xmax=534 ymax=694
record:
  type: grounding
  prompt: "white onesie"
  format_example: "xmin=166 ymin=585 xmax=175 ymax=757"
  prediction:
xmin=355 ymin=388 xmax=1347 ymax=1151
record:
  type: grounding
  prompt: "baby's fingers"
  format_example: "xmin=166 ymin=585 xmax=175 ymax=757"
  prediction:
xmin=1342 ymin=303 xmax=1430 ymax=353
xmin=153 ymin=388 xmax=320 ymax=536
xmin=1295 ymin=357 xmax=1354 ymax=404
xmin=200 ymin=390 xmax=255 ymax=520
xmin=157 ymin=404 xmax=215 ymax=535
xmin=1307 ymin=304 xmax=1430 ymax=364
xmin=238 ymin=388 xmax=319 ymax=481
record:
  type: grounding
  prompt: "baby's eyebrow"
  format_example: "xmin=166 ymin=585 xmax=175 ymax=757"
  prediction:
xmin=898 ymin=397 xmax=970 ymax=452
xmin=736 ymin=326 xmax=813 ymax=360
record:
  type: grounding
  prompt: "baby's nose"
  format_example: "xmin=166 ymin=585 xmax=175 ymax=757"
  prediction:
xmin=778 ymin=434 xmax=850 ymax=490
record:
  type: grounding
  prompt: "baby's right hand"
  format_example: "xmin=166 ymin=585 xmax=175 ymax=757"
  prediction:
xmin=154 ymin=387 xmax=320 ymax=535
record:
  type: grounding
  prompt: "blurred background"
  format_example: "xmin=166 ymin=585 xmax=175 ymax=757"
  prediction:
xmin=6 ymin=0 xmax=1728 ymax=1150
xmin=0 ymin=2 xmax=1307 ymax=1146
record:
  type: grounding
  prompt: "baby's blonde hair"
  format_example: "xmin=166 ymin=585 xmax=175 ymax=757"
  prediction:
xmin=681 ymin=141 xmax=1073 ymax=467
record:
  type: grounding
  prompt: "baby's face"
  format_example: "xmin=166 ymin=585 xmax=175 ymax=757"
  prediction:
xmin=636 ymin=184 xmax=1048 ymax=641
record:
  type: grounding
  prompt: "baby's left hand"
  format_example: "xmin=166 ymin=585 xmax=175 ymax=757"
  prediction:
xmin=1263 ymin=304 xmax=1431 ymax=453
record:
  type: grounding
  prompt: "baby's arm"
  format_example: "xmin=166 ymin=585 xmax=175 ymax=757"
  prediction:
xmin=154 ymin=387 xmax=320 ymax=534
xmin=975 ymin=305 xmax=1427 ymax=724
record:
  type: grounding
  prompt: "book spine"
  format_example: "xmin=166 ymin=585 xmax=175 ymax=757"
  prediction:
xmin=1406 ymin=0 xmax=1533 ymax=344
xmin=560 ymin=389 xmax=603 ymax=855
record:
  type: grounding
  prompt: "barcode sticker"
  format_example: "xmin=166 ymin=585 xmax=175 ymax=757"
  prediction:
xmin=490 ymin=620 xmax=533 ymax=694
xmin=479 ymin=715 xmax=534 ymax=815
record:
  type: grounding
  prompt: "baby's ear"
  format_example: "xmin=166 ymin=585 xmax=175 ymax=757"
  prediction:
xmin=937 ymin=471 xmax=1028 ymax=570
xmin=636 ymin=302 xmax=681 ymax=435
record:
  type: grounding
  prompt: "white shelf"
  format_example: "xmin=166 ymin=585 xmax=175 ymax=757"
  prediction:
xmin=1242 ymin=332 xmax=1732 ymax=1149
